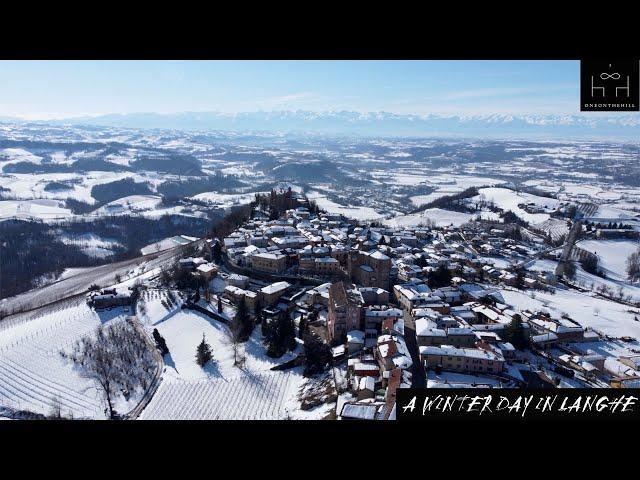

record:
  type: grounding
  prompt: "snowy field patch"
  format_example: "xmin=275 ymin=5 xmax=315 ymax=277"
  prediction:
xmin=384 ymin=208 xmax=475 ymax=228
xmin=306 ymin=191 xmax=383 ymax=221
xmin=0 ymin=199 xmax=72 ymax=221
xmin=136 ymin=291 xmax=308 ymax=420
xmin=577 ymin=239 xmax=640 ymax=280
xmin=0 ymin=299 xmax=134 ymax=419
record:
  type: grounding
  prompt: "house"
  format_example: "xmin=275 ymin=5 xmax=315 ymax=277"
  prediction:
xmin=251 ymin=252 xmax=287 ymax=274
xmin=610 ymin=375 xmax=640 ymax=388
xmin=260 ymin=281 xmax=291 ymax=308
xmin=445 ymin=327 xmax=477 ymax=348
xmin=348 ymin=249 xmax=391 ymax=290
xmin=226 ymin=274 xmax=250 ymax=288
xmin=363 ymin=307 xmax=403 ymax=331
xmin=314 ymin=256 xmax=341 ymax=274
xmin=415 ymin=319 xmax=447 ymax=347
xmin=352 ymin=362 xmax=380 ymax=378
xmin=531 ymin=332 xmax=558 ymax=349
xmin=393 ymin=282 xmax=434 ymax=311
xmin=338 ymin=402 xmax=383 ymax=420
xmin=356 ymin=376 xmax=376 ymax=400
xmin=196 ymin=263 xmax=217 ymax=281
xmin=419 ymin=344 xmax=505 ymax=374
xmin=178 ymin=257 xmax=208 ymax=271
xmin=88 ymin=289 xmax=133 ymax=309
xmin=358 ymin=287 xmax=389 ymax=305
xmin=375 ymin=334 xmax=413 ymax=372
xmin=224 ymin=285 xmax=258 ymax=312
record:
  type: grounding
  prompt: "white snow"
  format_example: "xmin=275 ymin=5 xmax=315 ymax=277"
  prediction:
xmin=577 ymin=239 xmax=640 ymax=280
xmin=0 ymin=199 xmax=72 ymax=221
xmin=474 ymin=187 xmax=559 ymax=225
xmin=306 ymin=191 xmax=383 ymax=221
xmin=500 ymin=287 xmax=640 ymax=339
xmin=137 ymin=291 xmax=308 ymax=420
xmin=384 ymin=208 xmax=475 ymax=228
xmin=0 ymin=299 xmax=135 ymax=419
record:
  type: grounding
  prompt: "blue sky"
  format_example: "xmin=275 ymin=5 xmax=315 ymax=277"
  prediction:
xmin=0 ymin=60 xmax=581 ymax=119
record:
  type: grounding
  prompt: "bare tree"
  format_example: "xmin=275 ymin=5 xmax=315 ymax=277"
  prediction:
xmin=228 ymin=312 xmax=245 ymax=368
xmin=627 ymin=249 xmax=640 ymax=282
xmin=48 ymin=396 xmax=63 ymax=420
xmin=64 ymin=319 xmax=156 ymax=419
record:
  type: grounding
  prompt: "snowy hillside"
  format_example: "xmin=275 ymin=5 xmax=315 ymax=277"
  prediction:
xmin=0 ymin=298 xmax=136 ymax=418
xmin=136 ymin=290 xmax=325 ymax=420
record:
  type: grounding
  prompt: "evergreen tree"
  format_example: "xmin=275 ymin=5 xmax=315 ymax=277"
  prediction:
xmin=514 ymin=268 xmax=525 ymax=289
xmin=152 ymin=328 xmax=169 ymax=356
xmin=281 ymin=313 xmax=297 ymax=352
xmin=504 ymin=314 xmax=527 ymax=350
xmin=212 ymin=240 xmax=222 ymax=264
xmin=235 ymin=297 xmax=252 ymax=341
xmin=195 ymin=333 xmax=213 ymax=367
xmin=298 ymin=313 xmax=307 ymax=338
xmin=217 ymin=297 xmax=223 ymax=314
xmin=254 ymin=299 xmax=263 ymax=324
xmin=303 ymin=332 xmax=331 ymax=376
xmin=428 ymin=264 xmax=452 ymax=289
xmin=264 ymin=312 xmax=297 ymax=358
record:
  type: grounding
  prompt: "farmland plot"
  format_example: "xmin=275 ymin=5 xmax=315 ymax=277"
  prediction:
xmin=0 ymin=299 xmax=132 ymax=418
xmin=140 ymin=370 xmax=301 ymax=420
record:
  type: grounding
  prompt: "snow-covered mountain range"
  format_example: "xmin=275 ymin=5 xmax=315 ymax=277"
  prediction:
xmin=3 ymin=111 xmax=640 ymax=140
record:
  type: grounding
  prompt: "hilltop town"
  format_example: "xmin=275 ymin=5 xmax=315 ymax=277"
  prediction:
xmin=146 ymin=188 xmax=640 ymax=419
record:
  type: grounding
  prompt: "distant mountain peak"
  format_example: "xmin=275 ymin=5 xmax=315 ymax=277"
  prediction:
xmin=2 ymin=110 xmax=639 ymax=140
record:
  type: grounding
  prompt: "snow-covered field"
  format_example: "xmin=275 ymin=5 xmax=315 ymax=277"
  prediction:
xmin=306 ymin=191 xmax=383 ymax=221
xmin=474 ymin=187 xmax=559 ymax=225
xmin=0 ymin=199 xmax=72 ymax=221
xmin=140 ymin=235 xmax=197 ymax=256
xmin=0 ymin=299 xmax=134 ymax=419
xmin=534 ymin=218 xmax=569 ymax=241
xmin=572 ymin=264 xmax=640 ymax=302
xmin=384 ymin=208 xmax=476 ymax=228
xmin=577 ymin=239 xmax=639 ymax=280
xmin=191 ymin=191 xmax=262 ymax=208
xmin=137 ymin=291 xmax=316 ymax=420
xmin=91 ymin=195 xmax=163 ymax=216
xmin=59 ymin=233 xmax=123 ymax=259
xmin=500 ymin=287 xmax=640 ymax=339
xmin=141 ymin=370 xmax=302 ymax=420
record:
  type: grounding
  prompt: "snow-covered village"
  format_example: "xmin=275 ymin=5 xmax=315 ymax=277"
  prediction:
xmin=2 ymin=181 xmax=640 ymax=421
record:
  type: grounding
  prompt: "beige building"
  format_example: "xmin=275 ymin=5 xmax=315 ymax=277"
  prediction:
xmin=251 ymin=252 xmax=287 ymax=274
xmin=314 ymin=257 xmax=341 ymax=274
xmin=260 ymin=281 xmax=291 ymax=308
xmin=223 ymin=285 xmax=258 ymax=312
xmin=419 ymin=344 xmax=504 ymax=374
xmin=348 ymin=250 xmax=391 ymax=290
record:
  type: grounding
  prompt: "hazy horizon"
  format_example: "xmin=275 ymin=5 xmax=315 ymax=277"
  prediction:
xmin=0 ymin=60 xmax=585 ymax=120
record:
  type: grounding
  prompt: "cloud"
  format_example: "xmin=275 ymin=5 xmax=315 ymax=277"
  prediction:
xmin=438 ymin=83 xmax=577 ymax=101
xmin=252 ymin=92 xmax=318 ymax=108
